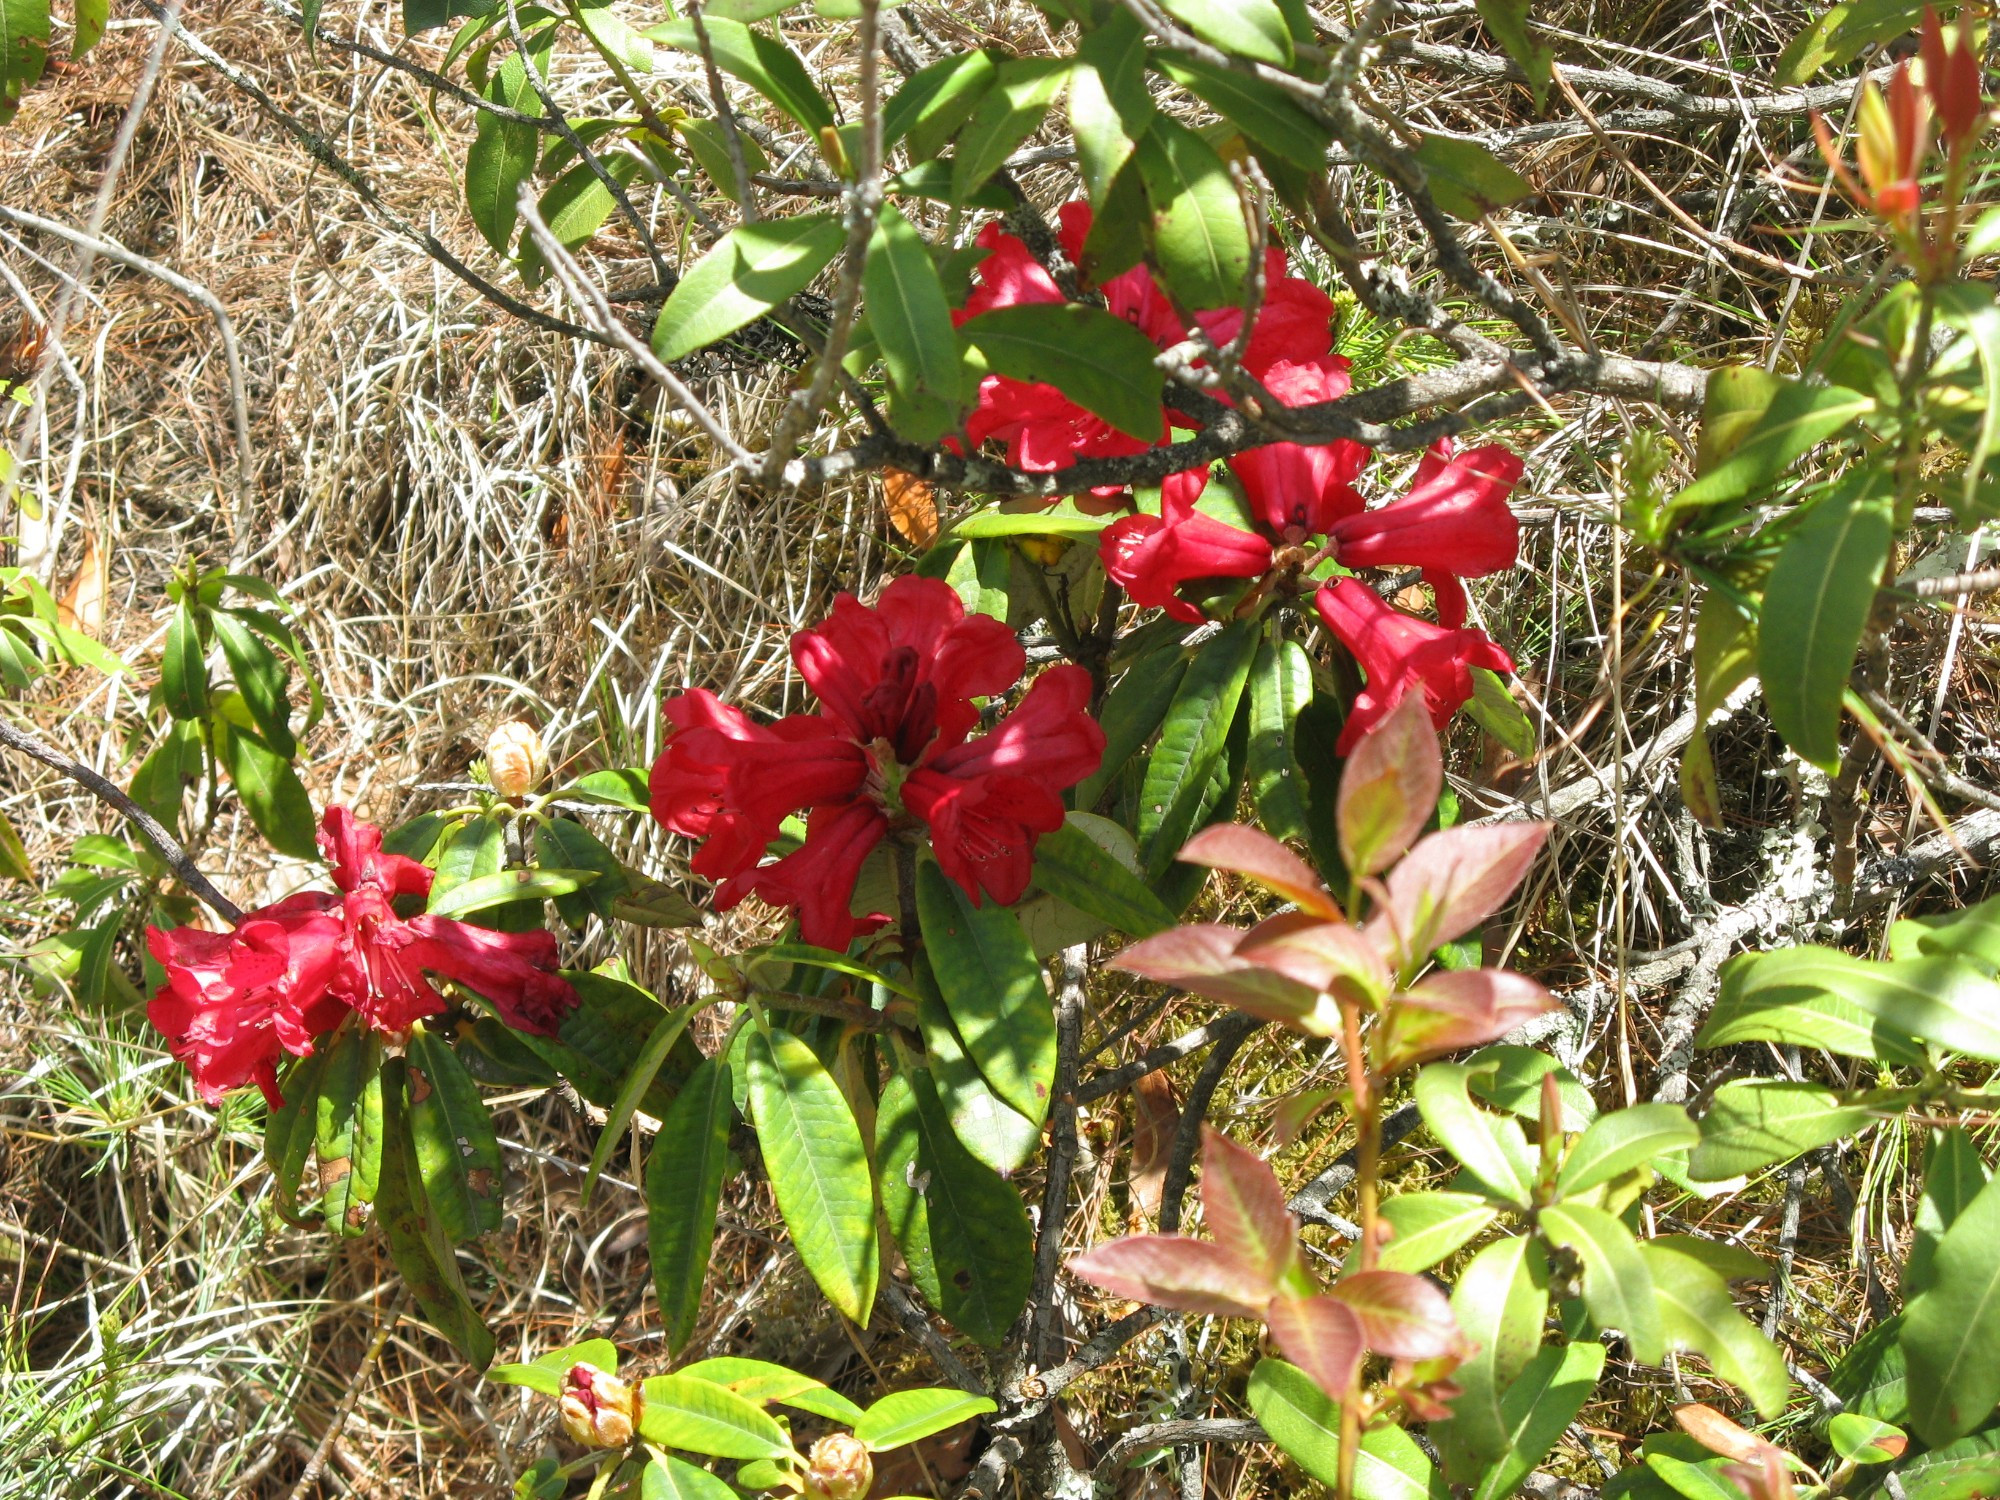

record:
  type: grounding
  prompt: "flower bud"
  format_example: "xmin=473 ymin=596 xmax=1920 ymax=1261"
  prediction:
xmin=558 ymin=1363 xmax=640 ymax=1449
xmin=802 ymin=1433 xmax=873 ymax=1500
xmin=486 ymin=720 xmax=547 ymax=800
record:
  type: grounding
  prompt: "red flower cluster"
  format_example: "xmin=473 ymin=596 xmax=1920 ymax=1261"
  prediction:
xmin=955 ymin=202 xmax=1336 ymax=501
xmin=147 ymin=807 xmax=579 ymax=1107
xmin=649 ymin=577 xmax=1105 ymax=949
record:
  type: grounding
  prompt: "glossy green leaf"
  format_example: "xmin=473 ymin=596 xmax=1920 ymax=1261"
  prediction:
xmin=464 ymin=49 xmax=544 ymax=254
xmin=1540 ymin=1202 xmax=1662 ymax=1364
xmin=426 ymin=866 xmax=595 ymax=918
xmin=853 ymin=1388 xmax=999 ymax=1451
xmin=524 ymin=970 xmax=700 ymax=1119
xmin=653 ymin=217 xmax=846 ymax=363
xmin=1439 ymin=1235 xmax=1550 ymax=1471
xmin=915 ymin=982 xmax=1040 ymax=1173
xmin=906 ymin=1067 xmax=1033 ymax=1345
xmin=1828 ymin=1412 xmax=1906 ymax=1464
xmin=958 ymin=303 xmax=1165 ymax=441
xmin=582 ymin=1001 xmax=696 ymax=1208
xmin=1154 ymin=53 xmax=1330 ymax=169
xmin=1246 ymin=632 xmax=1314 ymax=844
xmin=0 ymin=0 xmax=49 ymax=122
xmin=1411 ymin=135 xmax=1534 ymax=221
xmin=266 ymin=1047 xmax=332 ymax=1213
xmin=1644 ymin=1236 xmax=1789 ymax=1419
xmin=1073 ymin=12 xmax=1152 ymax=202
xmin=876 ymin=1069 xmax=941 ymax=1307
xmin=518 ymin=151 xmax=645 ymax=289
xmin=890 ymin=48 xmax=997 ymax=160
xmin=648 ymin=17 xmax=833 ymax=135
xmin=406 ymin=1023 xmax=503 ymax=1242
xmin=1376 ymin=1192 xmax=1500 ymax=1274
xmin=1559 ymin=1103 xmax=1699 ymax=1196
xmin=916 ymin=862 xmax=1055 ymax=1127
xmin=747 ymin=1027 xmax=878 ymax=1324
xmin=1138 ymin=618 xmax=1259 ymax=878
xmin=1872 ymin=1427 xmax=2000 ymax=1499
xmin=648 ymin=1058 xmax=735 ymax=1352
xmin=1903 ymin=1169 xmax=2000 ymax=1444
xmin=489 ymin=1338 xmax=621 ymax=1395
xmin=1688 ymin=1080 xmax=1883 ymax=1182
xmin=1075 ymin=639 xmax=1189 ymax=810
xmin=555 ymin=767 xmax=651 ymax=809
xmin=1135 ymin=115 xmax=1251 ymax=309
xmin=1031 ymin=815 xmax=1176 ymax=938
xmin=1470 ymin=1340 xmax=1605 ymax=1500
xmin=219 ymin=722 xmax=317 ymax=860
xmin=677 ymin=1357 xmax=866 ymax=1424
xmin=316 ymin=1028 xmax=386 ymax=1238
xmin=1671 ymin=379 xmax=1873 ymax=510
xmin=375 ymin=1058 xmax=494 ymax=1369
xmin=1248 ymin=1359 xmax=1451 ymax=1499
xmin=1776 ymin=0 xmax=1924 ymax=84
xmin=950 ymin=56 xmax=1069 ymax=201
xmin=211 ymin=611 xmax=293 ymax=757
xmin=1681 ymin=591 xmax=1757 ymax=827
xmin=160 ymin=600 xmax=208 ymax=720
xmin=865 ymin=203 xmax=964 ymax=442
xmin=637 ymin=1371 xmax=794 ymax=1460
xmin=1908 ymin=1126 xmax=1990 ymax=1298
xmin=1473 ymin=0 xmax=1553 ymax=110
xmin=1759 ymin=476 xmax=1893 ymax=769
xmin=640 ymin=1453 xmax=738 ymax=1500
xmin=535 ymin=817 xmax=630 ymax=926
xmin=1414 ymin=1062 xmax=1534 ymax=1207
xmin=72 ymin=0 xmax=106 ymax=57
xmin=1698 ymin=947 xmax=1931 ymax=1066
xmin=1160 ymin=0 xmax=1291 ymax=66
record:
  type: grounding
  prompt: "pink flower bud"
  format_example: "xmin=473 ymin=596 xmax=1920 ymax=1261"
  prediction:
xmin=485 ymin=720 xmax=547 ymax=800
xmin=557 ymin=1363 xmax=640 ymax=1449
xmin=802 ymin=1433 xmax=874 ymax=1500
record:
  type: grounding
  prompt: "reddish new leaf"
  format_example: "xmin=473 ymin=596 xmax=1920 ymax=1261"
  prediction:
xmin=1377 ymin=968 xmax=1559 ymax=1070
xmin=1331 ymin=1269 xmax=1463 ymax=1360
xmin=1372 ymin=822 xmax=1548 ymax=964
xmin=1069 ymin=1235 xmax=1272 ymax=1319
xmin=1198 ymin=1126 xmax=1300 ymax=1288
xmin=1674 ymin=1403 xmax=1770 ymax=1465
xmin=1112 ymin=924 xmax=1322 ymax=1021
xmin=1235 ymin=913 xmax=1393 ymax=1010
xmin=1178 ymin=825 xmax=1342 ymax=919
xmin=1338 ymin=692 xmax=1442 ymax=877
xmin=1266 ymin=1293 xmax=1367 ymax=1398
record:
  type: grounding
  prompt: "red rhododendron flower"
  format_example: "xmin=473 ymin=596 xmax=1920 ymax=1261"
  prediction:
xmin=1326 ymin=440 xmax=1523 ymax=627
xmin=1230 ymin=358 xmax=1369 ymax=538
xmin=649 ymin=577 xmax=1105 ymax=949
xmin=1099 ymin=469 xmax=1277 ymax=624
xmin=1315 ymin=578 xmax=1514 ymax=753
xmin=145 ymin=807 xmax=580 ymax=1106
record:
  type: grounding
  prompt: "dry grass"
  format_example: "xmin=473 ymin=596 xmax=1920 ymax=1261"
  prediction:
xmin=1 ymin=0 xmax=1997 ymax=1495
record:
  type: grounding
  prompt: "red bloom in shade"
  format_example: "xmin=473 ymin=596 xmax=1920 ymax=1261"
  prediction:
xmin=1326 ymin=440 xmax=1523 ymax=627
xmin=1315 ymin=579 xmax=1514 ymax=753
xmin=649 ymin=578 xmax=1106 ymax=948
xmin=1100 ymin=468 xmax=1275 ymax=624
xmin=146 ymin=894 xmax=346 ymax=1107
xmin=145 ymin=808 xmax=580 ymax=1106
xmin=1229 ymin=357 xmax=1370 ymax=538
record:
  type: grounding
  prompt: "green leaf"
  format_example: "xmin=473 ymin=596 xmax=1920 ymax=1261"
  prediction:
xmin=1376 ymin=1192 xmax=1501 ymax=1274
xmin=464 ymin=49 xmax=544 ymax=254
xmin=1246 ymin=632 xmax=1314 ymax=844
xmin=1776 ymin=0 xmax=1924 ymax=85
xmin=853 ymin=1388 xmax=999 ymax=1451
xmin=211 ymin=612 xmax=295 ymax=757
xmin=1830 ymin=1315 xmax=1911 ymax=1422
xmin=1159 ymin=0 xmax=1292 ymax=66
xmin=1438 ymin=1235 xmax=1550 ymax=1472
xmin=0 ymin=0 xmax=49 ymax=121
xmin=648 ymin=17 xmax=833 ymax=135
xmin=674 ymin=116 xmax=769 ymax=203
xmin=375 ymin=1058 xmax=494 ymax=1369
xmin=648 ymin=1058 xmax=735 ymax=1353
xmin=489 ymin=1338 xmax=622 ymax=1395
xmin=1411 ymin=135 xmax=1534 ymax=221
xmin=1466 ymin=668 xmax=1535 ymax=759
xmin=906 ymin=1067 xmax=1034 ymax=1345
xmin=865 ymin=204 xmax=964 ymax=442
xmin=581 ymin=1002 xmax=696 ymax=1208
xmin=915 ymin=980 xmax=1040 ymax=1173
xmin=1075 ymin=638 xmax=1189 ymax=810
xmin=1903 ymin=1169 xmax=2000 ymax=1444
xmin=636 ymin=1371 xmax=794 ymax=1460
xmin=676 ymin=1357 xmax=866 ymax=1424
xmin=266 ymin=1048 xmax=332 ymax=1214
xmin=640 ymin=1454 xmax=738 ymax=1500
xmin=1828 ymin=1412 xmax=1906 ymax=1465
xmin=1470 ymin=1341 xmax=1606 ymax=1500
xmin=1698 ymin=947 xmax=1931 ymax=1066
xmin=1248 ymin=1359 xmax=1452 ymax=1499
xmin=219 ymin=723 xmax=317 ymax=860
xmin=518 ymin=151 xmax=645 ymax=289
xmin=1138 ymin=619 xmax=1259 ymax=878
xmin=1758 ymin=476 xmax=1893 ymax=770
xmin=1644 ymin=1236 xmax=1789 ymax=1419
xmin=1670 ymin=379 xmax=1873 ymax=510
xmin=1559 ymin=1103 xmax=1699 ymax=1196
xmin=1030 ymin=815 xmax=1177 ymax=938
xmin=72 ymin=0 xmax=106 ymax=57
xmin=1681 ymin=591 xmax=1758 ymax=828
xmin=1540 ymin=1202 xmax=1662 ymax=1364
xmin=1473 ymin=0 xmax=1553 ymax=111
xmin=524 ymin=970 xmax=698 ymax=1119
xmin=1695 ymin=367 xmax=1786 ymax=477
xmin=890 ymin=48 xmax=997 ymax=160
xmin=876 ymin=1069 xmax=941 ymax=1308
xmin=1414 ymin=1062 xmax=1534 ymax=1207
xmin=1154 ymin=53 xmax=1331 ymax=169
xmin=957 ymin=303 xmax=1166 ymax=441
xmin=406 ymin=1022 xmax=504 ymax=1242
xmin=1874 ymin=1427 xmax=2000 ymax=1499
xmin=535 ymin=818 xmax=630 ymax=926
xmin=1073 ymin=12 xmax=1153 ymax=203
xmin=753 ymin=941 xmax=919 ymax=1001
xmin=426 ymin=866 xmax=595 ymax=918
xmin=949 ymin=56 xmax=1069 ymax=201
xmin=1688 ymin=1080 xmax=1883 ymax=1182
xmin=916 ymin=862 xmax=1055 ymax=1127
xmin=1135 ymin=115 xmax=1251 ymax=309
xmin=316 ymin=1029 xmax=387 ymax=1237
xmin=1908 ymin=1126 xmax=1990 ymax=1298
xmin=161 ymin=600 xmax=208 ymax=720
xmin=952 ymin=502 xmax=1113 ymax=540
xmin=555 ymin=767 xmax=651 ymax=808
xmin=653 ymin=217 xmax=846 ymax=363
xmin=746 ymin=1027 xmax=878 ymax=1324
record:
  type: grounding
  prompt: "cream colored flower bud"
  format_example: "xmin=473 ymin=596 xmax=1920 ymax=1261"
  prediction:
xmin=803 ymin=1433 xmax=873 ymax=1500
xmin=558 ymin=1363 xmax=639 ymax=1449
xmin=486 ymin=720 xmax=547 ymax=800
